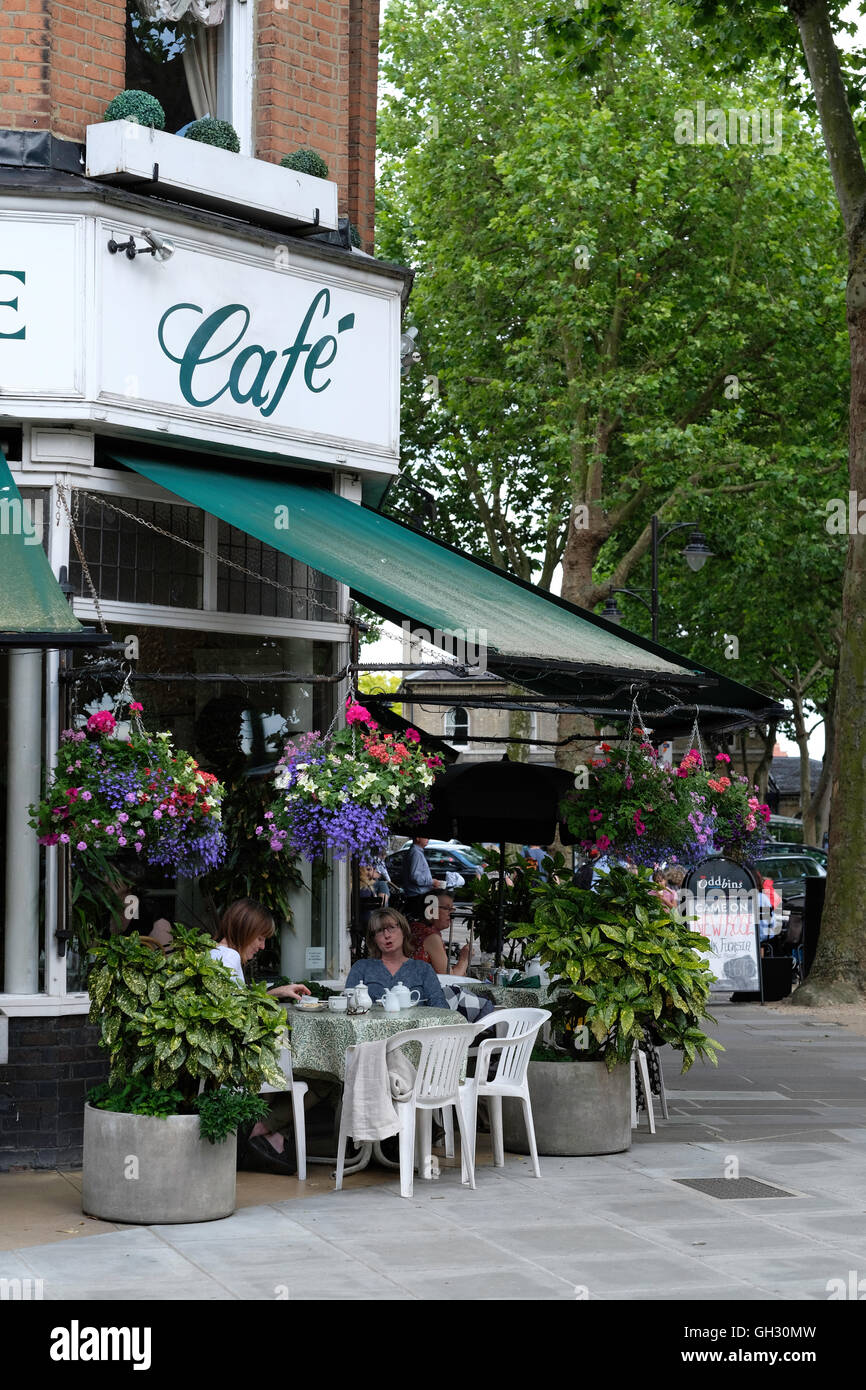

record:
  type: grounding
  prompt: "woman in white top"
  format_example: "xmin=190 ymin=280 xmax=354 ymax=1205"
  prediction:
xmin=211 ymin=899 xmax=311 ymax=1172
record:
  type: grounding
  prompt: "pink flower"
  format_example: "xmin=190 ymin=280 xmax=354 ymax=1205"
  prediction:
xmin=87 ymin=710 xmax=117 ymax=735
xmin=255 ymin=826 xmax=264 ymax=835
xmin=117 ymin=837 xmax=127 ymax=846
xmin=80 ymin=790 xmax=92 ymax=802
xmin=129 ymin=701 xmax=144 ymax=714
xmin=76 ymin=841 xmax=87 ymax=851
xmin=345 ymin=701 xmax=372 ymax=725
xmin=715 ymin=753 xmax=731 ymax=763
xmin=405 ymin=728 xmax=421 ymax=743
xmin=588 ymin=808 xmax=603 ymax=823
xmin=747 ymin=797 xmax=759 ymax=811
xmin=153 ymin=810 xmax=162 ymax=820
xmin=596 ymin=834 xmax=611 ymax=853
xmin=59 ymin=833 xmax=70 ymax=844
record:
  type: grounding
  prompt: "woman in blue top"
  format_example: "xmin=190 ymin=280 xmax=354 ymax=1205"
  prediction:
xmin=345 ymin=908 xmax=447 ymax=1007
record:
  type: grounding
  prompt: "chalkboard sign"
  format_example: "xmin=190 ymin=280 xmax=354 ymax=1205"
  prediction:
xmin=682 ymin=857 xmax=761 ymax=995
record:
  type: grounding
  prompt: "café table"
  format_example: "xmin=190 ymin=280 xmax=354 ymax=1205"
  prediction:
xmin=468 ymin=982 xmax=547 ymax=1010
xmin=285 ymin=1003 xmax=472 ymax=1175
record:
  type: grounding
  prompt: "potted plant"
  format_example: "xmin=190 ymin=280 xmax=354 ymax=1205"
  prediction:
xmin=261 ymin=699 xmax=442 ymax=863
xmin=29 ymin=699 xmax=226 ymax=950
xmin=502 ymin=865 xmax=722 ymax=1156
xmin=184 ymin=117 xmax=241 ymax=152
xmin=82 ymin=924 xmax=287 ymax=1224
xmin=280 ymin=148 xmax=329 ymax=178
xmin=559 ymin=741 xmax=771 ymax=866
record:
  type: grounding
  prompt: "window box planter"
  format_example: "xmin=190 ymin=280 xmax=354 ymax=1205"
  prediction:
xmin=85 ymin=121 xmax=339 ymax=233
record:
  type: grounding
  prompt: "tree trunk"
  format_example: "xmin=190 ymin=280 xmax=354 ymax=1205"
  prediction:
xmin=753 ymin=722 xmax=778 ymax=803
xmin=787 ymin=0 xmax=866 ymax=1001
xmin=797 ymin=301 xmax=866 ymax=1001
xmin=791 ymin=692 xmax=817 ymax=844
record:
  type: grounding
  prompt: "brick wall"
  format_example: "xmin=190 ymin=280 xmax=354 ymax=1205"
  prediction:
xmin=347 ymin=0 xmax=378 ymax=250
xmin=0 ymin=1016 xmax=109 ymax=1171
xmin=0 ymin=0 xmax=379 ymax=249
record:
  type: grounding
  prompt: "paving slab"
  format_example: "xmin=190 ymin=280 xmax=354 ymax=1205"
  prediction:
xmin=2 ymin=1000 xmax=866 ymax=1300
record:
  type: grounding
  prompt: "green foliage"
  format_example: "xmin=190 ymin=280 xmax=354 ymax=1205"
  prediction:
xmin=88 ymin=1078 xmax=184 ymax=1119
xmin=509 ymin=865 xmax=723 ymax=1072
xmin=464 ymin=847 xmax=566 ymax=955
xmin=87 ymin=925 xmax=288 ymax=1123
xmin=195 ymin=1088 xmax=269 ymax=1145
xmin=280 ymin=148 xmax=330 ymax=178
xmin=104 ymin=89 xmax=166 ymax=129
xmin=377 ymin=0 xmax=848 ymax=701
xmin=185 ymin=118 xmax=241 ymax=152
xmin=200 ymin=775 xmax=303 ymax=929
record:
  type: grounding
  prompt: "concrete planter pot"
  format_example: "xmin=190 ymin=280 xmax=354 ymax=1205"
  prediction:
xmin=502 ymin=1059 xmax=632 ymax=1156
xmin=82 ymin=1104 xmax=237 ymax=1224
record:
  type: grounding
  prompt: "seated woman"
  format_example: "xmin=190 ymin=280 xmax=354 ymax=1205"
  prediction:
xmin=345 ymin=908 xmax=447 ymax=1007
xmin=409 ymin=890 xmax=471 ymax=977
xmin=211 ymin=899 xmax=311 ymax=1174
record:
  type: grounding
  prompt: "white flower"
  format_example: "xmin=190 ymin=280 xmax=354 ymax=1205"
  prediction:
xmin=274 ymin=769 xmax=289 ymax=791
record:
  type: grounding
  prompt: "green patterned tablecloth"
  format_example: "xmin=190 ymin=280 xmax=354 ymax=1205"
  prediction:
xmin=468 ymin=984 xmax=547 ymax=1010
xmin=287 ymin=1005 xmax=470 ymax=1081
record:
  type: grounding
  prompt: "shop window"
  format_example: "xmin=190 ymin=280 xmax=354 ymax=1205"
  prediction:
xmin=69 ymin=627 xmax=337 ymax=975
xmin=217 ymin=523 xmax=340 ymax=623
xmin=444 ymin=706 xmax=470 ymax=744
xmin=68 ymin=493 xmax=204 ymax=609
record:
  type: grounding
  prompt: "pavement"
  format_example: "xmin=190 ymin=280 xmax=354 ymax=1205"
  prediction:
xmin=2 ymin=999 xmax=866 ymax=1301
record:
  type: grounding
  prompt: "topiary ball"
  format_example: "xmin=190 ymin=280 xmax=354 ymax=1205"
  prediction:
xmin=104 ymin=89 xmax=166 ymax=130
xmin=184 ymin=118 xmax=241 ymax=153
xmin=280 ymin=148 xmax=329 ymax=179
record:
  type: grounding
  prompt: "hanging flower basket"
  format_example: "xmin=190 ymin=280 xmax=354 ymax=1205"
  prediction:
xmin=560 ymin=743 xmax=771 ymax=867
xmin=29 ymin=701 xmax=227 ymax=878
xmin=261 ymin=700 xmax=443 ymax=862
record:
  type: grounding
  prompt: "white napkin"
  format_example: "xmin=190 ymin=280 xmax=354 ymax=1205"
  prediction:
xmin=342 ymin=1041 xmax=417 ymax=1142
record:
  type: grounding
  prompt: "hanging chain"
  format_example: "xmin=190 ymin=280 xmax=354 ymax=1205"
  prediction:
xmin=688 ymin=711 xmax=706 ymax=767
xmin=55 ymin=482 xmax=108 ymax=633
xmin=623 ymin=688 xmax=648 ymax=773
xmin=68 ymin=487 xmax=350 ymax=625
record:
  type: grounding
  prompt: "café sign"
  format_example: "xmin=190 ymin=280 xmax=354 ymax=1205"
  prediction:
xmin=0 ymin=210 xmax=400 ymax=467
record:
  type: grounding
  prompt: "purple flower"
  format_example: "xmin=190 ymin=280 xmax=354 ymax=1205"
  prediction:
xmin=59 ymin=833 xmax=70 ymax=844
xmin=76 ymin=841 xmax=87 ymax=851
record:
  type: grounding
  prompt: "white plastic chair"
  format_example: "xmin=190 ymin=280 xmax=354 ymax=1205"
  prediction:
xmin=334 ymin=1025 xmax=476 ymax=1199
xmin=630 ymin=1044 xmax=655 ymax=1135
xmin=458 ymin=1007 xmax=551 ymax=1179
xmin=259 ymin=1041 xmax=309 ymax=1180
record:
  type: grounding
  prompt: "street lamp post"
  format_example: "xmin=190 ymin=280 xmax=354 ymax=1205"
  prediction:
xmin=602 ymin=514 xmax=713 ymax=641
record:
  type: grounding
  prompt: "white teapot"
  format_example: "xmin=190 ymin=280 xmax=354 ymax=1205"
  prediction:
xmin=391 ymin=982 xmax=420 ymax=1009
xmin=352 ymin=982 xmax=372 ymax=1012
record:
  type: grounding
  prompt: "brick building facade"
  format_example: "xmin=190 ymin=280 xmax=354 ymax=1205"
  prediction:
xmin=0 ymin=0 xmax=379 ymax=249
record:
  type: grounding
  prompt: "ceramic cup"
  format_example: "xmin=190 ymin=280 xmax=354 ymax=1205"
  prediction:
xmin=328 ymin=996 xmax=348 ymax=1012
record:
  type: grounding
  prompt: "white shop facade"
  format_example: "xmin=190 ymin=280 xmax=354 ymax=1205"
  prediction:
xmin=0 ymin=173 xmax=407 ymax=1051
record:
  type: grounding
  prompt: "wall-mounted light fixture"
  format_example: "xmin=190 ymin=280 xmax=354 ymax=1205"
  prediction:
xmin=107 ymin=228 xmax=175 ymax=263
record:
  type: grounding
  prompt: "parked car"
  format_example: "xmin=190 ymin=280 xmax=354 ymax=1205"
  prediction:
xmin=752 ymin=853 xmax=827 ymax=904
xmin=385 ymin=841 xmax=486 ymax=886
xmin=770 ymin=842 xmax=828 ymax=869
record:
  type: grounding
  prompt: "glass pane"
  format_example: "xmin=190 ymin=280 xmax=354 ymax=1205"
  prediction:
xmin=68 ymin=494 xmax=204 ymax=609
xmin=216 ymin=521 xmax=339 ymax=622
xmin=126 ymin=1 xmax=197 ymax=133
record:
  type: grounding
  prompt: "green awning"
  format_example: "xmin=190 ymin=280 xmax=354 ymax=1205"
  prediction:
xmin=110 ymin=449 xmax=784 ymax=733
xmin=0 ymin=457 xmax=106 ymax=648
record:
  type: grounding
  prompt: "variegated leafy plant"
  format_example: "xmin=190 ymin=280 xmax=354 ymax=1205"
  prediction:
xmin=509 ymin=865 xmax=722 ymax=1072
xmin=87 ymin=924 xmax=287 ymax=1139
